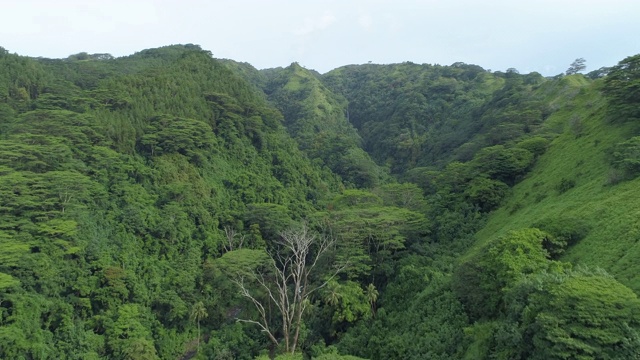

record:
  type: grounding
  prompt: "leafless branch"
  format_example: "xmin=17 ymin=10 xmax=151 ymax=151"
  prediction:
xmin=231 ymin=222 xmax=345 ymax=354
xmin=223 ymin=226 xmax=245 ymax=252
xmin=233 ymin=277 xmax=279 ymax=346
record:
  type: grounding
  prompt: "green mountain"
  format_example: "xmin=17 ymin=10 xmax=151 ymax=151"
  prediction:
xmin=220 ymin=60 xmax=387 ymax=188
xmin=0 ymin=45 xmax=345 ymax=359
xmin=328 ymin=59 xmax=640 ymax=359
xmin=321 ymin=63 xmax=551 ymax=173
xmin=1 ymin=44 xmax=640 ymax=360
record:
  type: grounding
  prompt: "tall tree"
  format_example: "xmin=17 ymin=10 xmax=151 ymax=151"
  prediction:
xmin=602 ymin=54 xmax=640 ymax=121
xmin=365 ymin=283 xmax=378 ymax=317
xmin=566 ymin=58 xmax=586 ymax=75
xmin=235 ymin=223 xmax=344 ymax=354
xmin=190 ymin=301 xmax=208 ymax=354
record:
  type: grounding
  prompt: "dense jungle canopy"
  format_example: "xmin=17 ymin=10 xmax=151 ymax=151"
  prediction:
xmin=1 ymin=44 xmax=640 ymax=359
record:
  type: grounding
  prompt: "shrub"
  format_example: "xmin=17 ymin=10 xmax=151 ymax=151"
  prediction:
xmin=471 ymin=145 xmax=535 ymax=185
xmin=515 ymin=136 xmax=550 ymax=157
xmin=464 ymin=177 xmax=510 ymax=212
xmin=610 ymin=136 xmax=640 ymax=179
xmin=532 ymin=216 xmax=590 ymax=258
xmin=556 ymin=178 xmax=576 ymax=194
xmin=533 ymin=193 xmax=547 ymax=203
xmin=453 ymin=229 xmax=551 ymax=321
xmin=605 ymin=168 xmax=625 ymax=186
xmin=509 ymin=202 xmax=523 ymax=215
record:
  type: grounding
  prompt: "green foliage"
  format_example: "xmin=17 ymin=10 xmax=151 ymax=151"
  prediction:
xmin=200 ymin=323 xmax=260 ymax=359
xmin=555 ymin=177 xmax=576 ymax=193
xmin=210 ymin=249 xmax=271 ymax=278
xmin=323 ymin=280 xmax=371 ymax=324
xmin=338 ymin=265 xmax=469 ymax=360
xmin=261 ymin=63 xmax=387 ymax=188
xmin=471 ymin=145 xmax=534 ymax=185
xmin=0 ymin=50 xmax=49 ymax=104
xmin=603 ymin=54 xmax=640 ymax=122
xmin=244 ymin=203 xmax=294 ymax=243
xmin=314 ymin=350 xmax=367 ymax=360
xmin=586 ymin=67 xmax=611 ymax=80
xmin=322 ymin=62 xmax=502 ymax=173
xmin=0 ymin=45 xmax=344 ymax=359
xmin=107 ymin=304 xmax=159 ymax=359
xmin=329 ymin=189 xmax=383 ymax=210
xmin=532 ymin=216 xmax=590 ymax=258
xmin=322 ymin=62 xmax=555 ymax=174
xmin=484 ymin=229 xmax=554 ymax=287
xmin=139 ymin=115 xmax=216 ymax=161
xmin=255 ymin=353 xmax=303 ymax=360
xmin=453 ymin=229 xmax=555 ymax=321
xmin=372 ymin=183 xmax=428 ymax=212
xmin=324 ymin=190 xmax=428 ymax=280
xmin=456 ymin=233 xmax=640 ymax=360
xmin=0 ymin=272 xmax=20 ymax=290
xmin=566 ymin=58 xmax=587 ymax=75
xmin=464 ymin=177 xmax=509 ymax=212
xmin=458 ymin=81 xmax=640 ymax=355
xmin=610 ymin=136 xmax=640 ymax=179
xmin=504 ymin=268 xmax=640 ymax=359
xmin=2 ymin=45 xmax=640 ymax=360
xmin=515 ymin=136 xmax=550 ymax=157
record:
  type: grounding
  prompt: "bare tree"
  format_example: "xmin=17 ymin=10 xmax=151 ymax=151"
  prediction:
xmin=235 ymin=223 xmax=344 ymax=354
xmin=223 ymin=226 xmax=245 ymax=252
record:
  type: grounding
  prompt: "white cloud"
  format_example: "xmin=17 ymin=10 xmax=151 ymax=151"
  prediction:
xmin=293 ymin=12 xmax=337 ymax=36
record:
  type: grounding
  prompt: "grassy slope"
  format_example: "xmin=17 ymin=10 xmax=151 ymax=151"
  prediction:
xmin=279 ymin=63 xmax=351 ymax=133
xmin=474 ymin=75 xmax=640 ymax=292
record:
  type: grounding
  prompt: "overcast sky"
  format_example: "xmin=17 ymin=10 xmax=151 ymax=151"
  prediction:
xmin=2 ymin=0 xmax=639 ymax=75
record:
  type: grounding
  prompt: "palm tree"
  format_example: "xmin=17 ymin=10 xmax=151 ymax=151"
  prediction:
xmin=366 ymin=283 xmax=378 ymax=317
xmin=190 ymin=301 xmax=208 ymax=353
xmin=324 ymin=280 xmax=342 ymax=307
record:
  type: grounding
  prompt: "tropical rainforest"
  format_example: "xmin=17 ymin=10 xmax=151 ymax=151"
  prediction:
xmin=1 ymin=44 xmax=640 ymax=359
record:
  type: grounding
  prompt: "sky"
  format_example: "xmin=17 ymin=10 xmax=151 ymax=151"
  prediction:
xmin=1 ymin=0 xmax=639 ymax=75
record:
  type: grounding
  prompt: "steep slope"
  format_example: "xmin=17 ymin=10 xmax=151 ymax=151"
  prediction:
xmin=476 ymin=75 xmax=640 ymax=291
xmin=322 ymin=62 xmax=500 ymax=172
xmin=262 ymin=63 xmax=387 ymax=187
xmin=2 ymin=44 xmax=640 ymax=360
xmin=0 ymin=45 xmax=344 ymax=359
xmin=334 ymin=64 xmax=640 ymax=359
xmin=450 ymin=71 xmax=640 ymax=359
xmin=322 ymin=63 xmax=563 ymax=175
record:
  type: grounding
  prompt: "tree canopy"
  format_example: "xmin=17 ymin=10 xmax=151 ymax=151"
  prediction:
xmin=1 ymin=45 xmax=640 ymax=360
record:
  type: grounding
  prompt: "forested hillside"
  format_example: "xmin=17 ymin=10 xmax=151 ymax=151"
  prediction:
xmin=222 ymin=60 xmax=387 ymax=188
xmin=1 ymin=44 xmax=640 ymax=359
xmin=0 ymin=45 xmax=346 ymax=359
